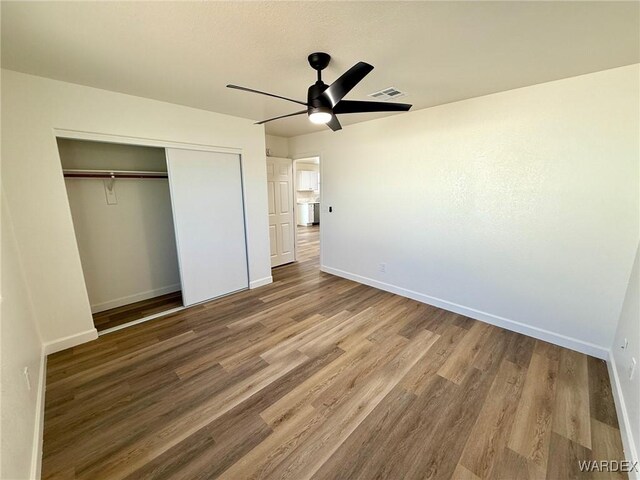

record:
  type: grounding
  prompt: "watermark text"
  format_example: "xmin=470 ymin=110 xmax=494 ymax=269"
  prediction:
xmin=578 ymin=460 xmax=639 ymax=473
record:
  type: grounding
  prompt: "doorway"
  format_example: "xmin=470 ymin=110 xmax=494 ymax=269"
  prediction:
xmin=293 ymin=156 xmax=320 ymax=264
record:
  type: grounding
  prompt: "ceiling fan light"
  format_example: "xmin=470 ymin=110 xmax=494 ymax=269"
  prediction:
xmin=308 ymin=107 xmax=332 ymax=124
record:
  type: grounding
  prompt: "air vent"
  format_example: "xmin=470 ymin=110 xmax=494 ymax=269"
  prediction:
xmin=367 ymin=87 xmax=406 ymax=101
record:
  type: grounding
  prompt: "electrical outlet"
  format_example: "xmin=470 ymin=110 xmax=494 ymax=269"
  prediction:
xmin=23 ymin=367 xmax=31 ymax=391
xmin=622 ymin=338 xmax=628 ymax=350
xmin=629 ymin=357 xmax=637 ymax=381
xmin=379 ymin=263 xmax=386 ymax=273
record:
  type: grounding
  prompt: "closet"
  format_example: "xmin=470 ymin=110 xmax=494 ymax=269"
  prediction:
xmin=58 ymin=139 xmax=249 ymax=333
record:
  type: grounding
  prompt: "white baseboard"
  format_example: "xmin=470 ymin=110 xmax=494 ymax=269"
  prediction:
xmin=321 ymin=265 xmax=609 ymax=360
xmin=607 ymin=351 xmax=639 ymax=478
xmin=250 ymin=276 xmax=273 ymax=289
xmin=30 ymin=348 xmax=46 ymax=480
xmin=90 ymin=284 xmax=181 ymax=313
xmin=43 ymin=328 xmax=98 ymax=355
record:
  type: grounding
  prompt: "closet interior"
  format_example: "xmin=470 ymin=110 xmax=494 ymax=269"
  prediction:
xmin=58 ymin=138 xmax=249 ymax=333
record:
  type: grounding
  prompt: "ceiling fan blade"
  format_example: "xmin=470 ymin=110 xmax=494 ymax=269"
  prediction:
xmin=334 ymin=100 xmax=412 ymax=114
xmin=227 ymin=85 xmax=308 ymax=107
xmin=326 ymin=115 xmax=342 ymax=131
xmin=320 ymin=62 xmax=374 ymax=107
xmin=255 ymin=110 xmax=307 ymax=125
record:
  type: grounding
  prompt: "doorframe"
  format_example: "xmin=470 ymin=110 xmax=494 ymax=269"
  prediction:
xmin=291 ymin=153 xmax=322 ymax=265
xmin=54 ymin=128 xmax=249 ymax=335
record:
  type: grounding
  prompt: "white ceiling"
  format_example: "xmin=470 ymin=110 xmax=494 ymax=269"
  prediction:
xmin=2 ymin=1 xmax=638 ymax=137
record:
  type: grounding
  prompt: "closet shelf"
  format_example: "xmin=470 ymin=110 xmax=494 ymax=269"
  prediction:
xmin=63 ymin=169 xmax=168 ymax=179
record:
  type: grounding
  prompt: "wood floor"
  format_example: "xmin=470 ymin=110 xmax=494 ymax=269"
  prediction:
xmin=92 ymin=291 xmax=183 ymax=332
xmin=43 ymin=226 xmax=625 ymax=479
xmin=295 ymin=225 xmax=319 ymax=263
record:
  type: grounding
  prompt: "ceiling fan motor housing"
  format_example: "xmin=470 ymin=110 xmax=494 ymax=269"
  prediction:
xmin=307 ymin=52 xmax=332 ymax=113
xmin=307 ymin=81 xmax=330 ymax=111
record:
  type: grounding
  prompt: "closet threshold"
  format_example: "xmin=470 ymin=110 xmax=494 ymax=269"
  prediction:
xmin=63 ymin=168 xmax=168 ymax=179
xmin=97 ymin=286 xmax=249 ymax=335
xmin=98 ymin=305 xmax=185 ymax=336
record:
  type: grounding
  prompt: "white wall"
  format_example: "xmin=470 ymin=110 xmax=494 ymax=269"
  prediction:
xmin=64 ymin=179 xmax=181 ymax=312
xmin=1 ymin=69 xmax=271 ymax=351
xmin=289 ymin=64 xmax=639 ymax=357
xmin=59 ymin=140 xmax=181 ymax=312
xmin=265 ymin=134 xmax=289 ymax=158
xmin=1 ymin=192 xmax=45 ymax=480
xmin=611 ymin=243 xmax=640 ymax=468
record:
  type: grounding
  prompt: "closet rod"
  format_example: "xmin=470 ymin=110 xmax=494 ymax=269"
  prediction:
xmin=63 ymin=169 xmax=168 ymax=179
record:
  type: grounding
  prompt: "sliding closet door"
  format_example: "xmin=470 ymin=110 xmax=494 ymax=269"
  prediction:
xmin=166 ymin=148 xmax=248 ymax=306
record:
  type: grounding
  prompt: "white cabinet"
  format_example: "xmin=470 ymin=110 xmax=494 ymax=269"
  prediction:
xmin=297 ymin=202 xmax=323 ymax=226
xmin=308 ymin=172 xmax=319 ymax=192
xmin=297 ymin=170 xmax=319 ymax=192
xmin=297 ymin=203 xmax=313 ymax=226
xmin=297 ymin=203 xmax=320 ymax=226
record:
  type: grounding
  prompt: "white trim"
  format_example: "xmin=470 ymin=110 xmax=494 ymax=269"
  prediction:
xmin=98 ymin=306 xmax=185 ymax=336
xmin=321 ymin=265 xmax=609 ymax=359
xmin=30 ymin=348 xmax=47 ymax=480
xmin=43 ymin=328 xmax=98 ymax=355
xmin=250 ymin=276 xmax=273 ymax=289
xmin=608 ymin=350 xmax=639 ymax=478
xmin=90 ymin=284 xmax=181 ymax=313
xmin=53 ymin=128 xmax=242 ymax=155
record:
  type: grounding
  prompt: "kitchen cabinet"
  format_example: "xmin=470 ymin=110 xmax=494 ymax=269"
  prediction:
xmin=297 ymin=203 xmax=319 ymax=226
xmin=297 ymin=170 xmax=319 ymax=192
xmin=297 ymin=203 xmax=312 ymax=225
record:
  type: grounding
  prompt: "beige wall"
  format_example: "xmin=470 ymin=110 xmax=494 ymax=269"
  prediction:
xmin=1 ymin=193 xmax=44 ymax=480
xmin=265 ymin=134 xmax=289 ymax=158
xmin=1 ymin=69 xmax=272 ymax=352
xmin=289 ymin=64 xmax=639 ymax=357
xmin=612 ymin=244 xmax=640 ymax=465
xmin=65 ymin=178 xmax=181 ymax=312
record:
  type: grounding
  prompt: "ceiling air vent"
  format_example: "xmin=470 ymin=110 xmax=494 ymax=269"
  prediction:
xmin=367 ymin=87 xmax=406 ymax=101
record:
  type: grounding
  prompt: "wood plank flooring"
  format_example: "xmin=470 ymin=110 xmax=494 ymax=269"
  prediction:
xmin=295 ymin=225 xmax=319 ymax=263
xmin=43 ymin=226 xmax=625 ymax=479
xmin=92 ymin=291 xmax=183 ymax=332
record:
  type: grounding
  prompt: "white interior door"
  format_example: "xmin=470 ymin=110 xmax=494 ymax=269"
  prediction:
xmin=166 ymin=148 xmax=248 ymax=306
xmin=267 ymin=157 xmax=295 ymax=267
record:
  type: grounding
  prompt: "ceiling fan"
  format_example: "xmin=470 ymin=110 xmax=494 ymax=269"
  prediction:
xmin=227 ymin=52 xmax=412 ymax=131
